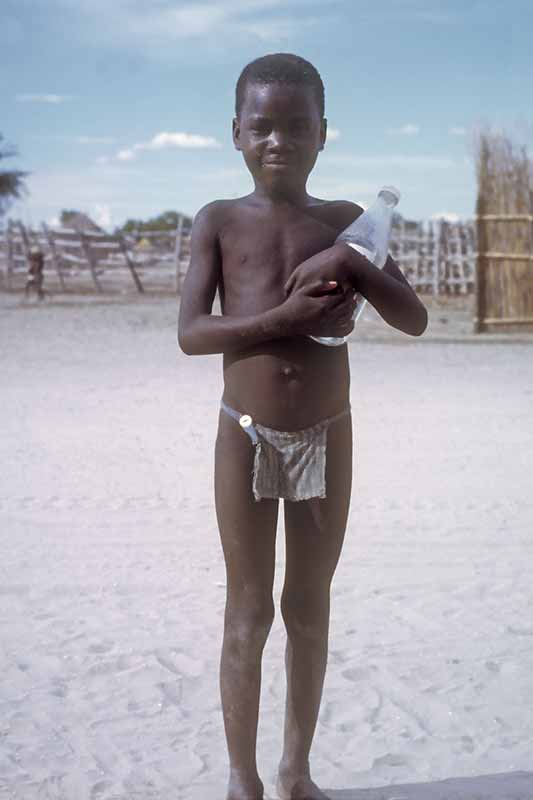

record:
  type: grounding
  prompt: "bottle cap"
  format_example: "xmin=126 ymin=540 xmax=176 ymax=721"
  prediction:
xmin=378 ymin=186 xmax=401 ymax=207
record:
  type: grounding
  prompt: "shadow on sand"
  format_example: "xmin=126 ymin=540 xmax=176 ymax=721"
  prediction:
xmin=326 ymin=770 xmax=533 ymax=799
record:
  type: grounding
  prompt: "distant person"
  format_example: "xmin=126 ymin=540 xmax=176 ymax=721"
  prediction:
xmin=25 ymin=246 xmax=46 ymax=300
xmin=178 ymin=53 xmax=428 ymax=800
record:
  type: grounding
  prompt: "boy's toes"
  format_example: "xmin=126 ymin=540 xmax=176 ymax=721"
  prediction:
xmin=276 ymin=773 xmax=330 ymax=800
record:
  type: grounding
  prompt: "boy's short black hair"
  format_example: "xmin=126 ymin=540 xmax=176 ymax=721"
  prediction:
xmin=235 ymin=53 xmax=325 ymax=119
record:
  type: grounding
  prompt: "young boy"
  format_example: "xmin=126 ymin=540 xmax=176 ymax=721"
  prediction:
xmin=178 ymin=54 xmax=427 ymax=800
xmin=25 ymin=246 xmax=46 ymax=300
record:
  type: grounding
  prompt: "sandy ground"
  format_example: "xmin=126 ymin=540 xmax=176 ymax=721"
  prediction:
xmin=1 ymin=291 xmax=533 ymax=800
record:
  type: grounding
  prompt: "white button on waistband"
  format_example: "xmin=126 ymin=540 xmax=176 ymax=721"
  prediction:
xmin=239 ymin=414 xmax=252 ymax=428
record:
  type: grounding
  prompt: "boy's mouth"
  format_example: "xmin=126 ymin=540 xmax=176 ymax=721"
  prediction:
xmin=263 ymin=158 xmax=292 ymax=166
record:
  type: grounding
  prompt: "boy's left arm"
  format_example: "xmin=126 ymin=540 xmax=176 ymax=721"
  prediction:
xmin=353 ymin=248 xmax=428 ymax=336
xmin=285 ymin=244 xmax=428 ymax=337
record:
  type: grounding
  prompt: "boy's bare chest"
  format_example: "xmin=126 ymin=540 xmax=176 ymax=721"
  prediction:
xmin=218 ymin=211 xmax=337 ymax=313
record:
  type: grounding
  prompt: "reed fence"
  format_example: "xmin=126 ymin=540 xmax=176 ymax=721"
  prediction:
xmin=475 ymin=213 xmax=533 ymax=331
xmin=0 ymin=217 xmax=475 ymax=296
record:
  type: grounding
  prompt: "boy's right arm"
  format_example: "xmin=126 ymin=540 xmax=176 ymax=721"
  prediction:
xmin=177 ymin=202 xmax=292 ymax=356
xmin=177 ymin=202 xmax=358 ymax=355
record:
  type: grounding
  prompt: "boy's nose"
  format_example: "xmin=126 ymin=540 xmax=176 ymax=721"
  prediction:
xmin=267 ymin=130 xmax=291 ymax=150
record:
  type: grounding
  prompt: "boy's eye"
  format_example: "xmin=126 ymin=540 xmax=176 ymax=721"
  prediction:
xmin=250 ymin=122 xmax=270 ymax=134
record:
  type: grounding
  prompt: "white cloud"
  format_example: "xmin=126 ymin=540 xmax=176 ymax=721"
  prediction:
xmin=16 ymin=94 xmax=72 ymax=104
xmin=386 ymin=124 xmax=420 ymax=136
xmin=237 ymin=14 xmax=321 ymax=42
xmin=326 ymin=127 xmax=341 ymax=141
xmin=76 ymin=136 xmax=116 ymax=144
xmin=431 ymin=211 xmax=461 ymax=222
xmin=116 ymin=148 xmax=136 ymax=162
xmin=10 ymin=162 xmax=207 ymax=226
xmin=145 ymin=132 xmax=221 ymax=150
xmin=322 ymin=154 xmax=454 ymax=169
xmin=114 ymin=131 xmax=222 ymax=161
xmin=39 ymin=0 xmax=335 ymax=53
xmin=449 ymin=126 xmax=467 ymax=136
xmin=93 ymin=203 xmax=112 ymax=228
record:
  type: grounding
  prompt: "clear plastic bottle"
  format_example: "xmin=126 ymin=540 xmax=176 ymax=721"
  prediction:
xmin=310 ymin=185 xmax=400 ymax=346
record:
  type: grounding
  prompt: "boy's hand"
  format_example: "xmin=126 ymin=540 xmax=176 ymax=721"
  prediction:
xmin=278 ymin=279 xmax=357 ymax=338
xmin=284 ymin=242 xmax=367 ymax=297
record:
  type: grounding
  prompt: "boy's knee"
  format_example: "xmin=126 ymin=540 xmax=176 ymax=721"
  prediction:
xmin=281 ymin=589 xmax=329 ymax=639
xmin=225 ymin=594 xmax=275 ymax=649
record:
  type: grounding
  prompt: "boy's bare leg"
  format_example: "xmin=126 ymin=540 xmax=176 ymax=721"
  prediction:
xmin=277 ymin=413 xmax=352 ymax=800
xmin=215 ymin=410 xmax=280 ymax=800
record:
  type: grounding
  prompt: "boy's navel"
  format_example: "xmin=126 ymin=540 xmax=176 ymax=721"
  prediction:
xmin=281 ymin=364 xmax=296 ymax=378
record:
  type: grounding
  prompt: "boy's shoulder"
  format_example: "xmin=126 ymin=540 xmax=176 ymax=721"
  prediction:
xmin=193 ymin=198 xmax=234 ymax=223
xmin=192 ymin=197 xmax=364 ymax=234
xmin=307 ymin=198 xmax=364 ymax=231
xmin=192 ymin=197 xmax=247 ymax=235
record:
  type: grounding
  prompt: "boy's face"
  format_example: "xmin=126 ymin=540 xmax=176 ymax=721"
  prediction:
xmin=233 ymin=81 xmax=327 ymax=193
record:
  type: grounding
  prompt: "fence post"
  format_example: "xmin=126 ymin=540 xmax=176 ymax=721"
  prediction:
xmin=174 ymin=215 xmax=184 ymax=293
xmin=79 ymin=232 xmax=104 ymax=292
xmin=6 ymin=220 xmax=14 ymax=290
xmin=17 ymin=221 xmax=31 ymax=269
xmin=117 ymin=234 xmax=144 ymax=293
xmin=42 ymin=222 xmax=67 ymax=291
xmin=474 ymin=210 xmax=487 ymax=333
xmin=432 ymin=219 xmax=442 ymax=297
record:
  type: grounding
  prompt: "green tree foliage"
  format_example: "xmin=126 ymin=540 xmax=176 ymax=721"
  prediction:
xmin=59 ymin=209 xmax=102 ymax=231
xmin=0 ymin=134 xmax=29 ymax=217
xmin=116 ymin=210 xmax=192 ymax=236
xmin=60 ymin=209 xmax=80 ymax=226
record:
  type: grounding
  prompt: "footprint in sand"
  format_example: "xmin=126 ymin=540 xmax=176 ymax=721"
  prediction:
xmin=158 ymin=680 xmax=183 ymax=707
xmin=87 ymin=639 xmax=115 ymax=654
xmin=155 ymin=649 xmax=204 ymax=678
xmin=90 ymin=779 xmax=113 ymax=798
xmin=50 ymin=682 xmax=68 ymax=698
xmin=341 ymin=665 xmax=377 ymax=682
xmin=116 ymin=653 xmax=146 ymax=672
xmin=86 ymin=659 xmax=119 ymax=676
xmin=507 ymin=624 xmax=533 ymax=636
xmin=372 ymin=752 xmax=408 ymax=768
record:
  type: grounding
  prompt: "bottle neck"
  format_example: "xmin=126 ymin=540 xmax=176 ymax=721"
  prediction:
xmin=378 ymin=186 xmax=400 ymax=208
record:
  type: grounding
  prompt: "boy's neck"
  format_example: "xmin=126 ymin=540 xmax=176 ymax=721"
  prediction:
xmin=251 ymin=182 xmax=311 ymax=208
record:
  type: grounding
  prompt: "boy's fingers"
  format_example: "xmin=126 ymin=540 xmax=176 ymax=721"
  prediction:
xmin=308 ymin=279 xmax=338 ymax=297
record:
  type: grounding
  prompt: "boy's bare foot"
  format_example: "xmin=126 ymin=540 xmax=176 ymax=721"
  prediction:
xmin=276 ymin=767 xmax=330 ymax=800
xmin=227 ymin=771 xmax=264 ymax=800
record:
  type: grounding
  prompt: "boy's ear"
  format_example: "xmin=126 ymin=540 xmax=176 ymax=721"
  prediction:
xmin=319 ymin=118 xmax=327 ymax=151
xmin=232 ymin=117 xmax=241 ymax=151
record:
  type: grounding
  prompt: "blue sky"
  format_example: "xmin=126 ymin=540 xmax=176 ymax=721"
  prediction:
xmin=1 ymin=0 xmax=530 ymax=229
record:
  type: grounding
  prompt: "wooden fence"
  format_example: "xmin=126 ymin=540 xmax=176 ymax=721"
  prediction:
xmin=0 ymin=217 xmax=475 ymax=296
xmin=390 ymin=218 xmax=475 ymax=295
xmin=0 ymin=219 xmax=192 ymax=295
xmin=475 ymin=214 xmax=533 ymax=332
